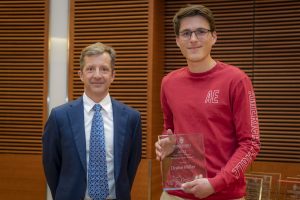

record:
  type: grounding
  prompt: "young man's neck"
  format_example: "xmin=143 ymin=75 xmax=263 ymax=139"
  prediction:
xmin=187 ymin=58 xmax=216 ymax=73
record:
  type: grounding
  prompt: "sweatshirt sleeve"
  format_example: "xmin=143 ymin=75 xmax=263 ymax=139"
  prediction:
xmin=209 ymin=75 xmax=260 ymax=192
xmin=160 ymin=76 xmax=174 ymax=133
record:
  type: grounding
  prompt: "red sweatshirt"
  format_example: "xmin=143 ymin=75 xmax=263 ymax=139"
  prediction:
xmin=161 ymin=61 xmax=260 ymax=200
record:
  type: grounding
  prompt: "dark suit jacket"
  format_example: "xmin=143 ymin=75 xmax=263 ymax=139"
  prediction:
xmin=42 ymin=97 xmax=142 ymax=200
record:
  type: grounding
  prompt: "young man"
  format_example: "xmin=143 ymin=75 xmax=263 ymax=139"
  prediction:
xmin=43 ymin=42 xmax=142 ymax=200
xmin=155 ymin=5 xmax=260 ymax=200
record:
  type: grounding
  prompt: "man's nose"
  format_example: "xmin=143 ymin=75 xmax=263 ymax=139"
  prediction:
xmin=94 ymin=68 xmax=103 ymax=77
xmin=190 ymin=31 xmax=198 ymax=41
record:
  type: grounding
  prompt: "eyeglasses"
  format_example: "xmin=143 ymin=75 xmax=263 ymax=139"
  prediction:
xmin=179 ymin=28 xmax=211 ymax=40
xmin=84 ymin=66 xmax=112 ymax=75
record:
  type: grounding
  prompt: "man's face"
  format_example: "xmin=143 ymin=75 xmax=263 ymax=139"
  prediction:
xmin=176 ymin=15 xmax=217 ymax=63
xmin=79 ymin=53 xmax=114 ymax=102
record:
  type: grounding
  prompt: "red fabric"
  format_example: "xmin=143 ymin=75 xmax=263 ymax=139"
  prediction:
xmin=160 ymin=61 xmax=260 ymax=200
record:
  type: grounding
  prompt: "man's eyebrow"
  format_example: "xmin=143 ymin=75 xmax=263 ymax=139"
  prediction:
xmin=180 ymin=27 xmax=207 ymax=32
xmin=180 ymin=28 xmax=192 ymax=32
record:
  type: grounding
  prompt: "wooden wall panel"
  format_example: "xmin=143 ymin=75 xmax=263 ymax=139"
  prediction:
xmin=147 ymin=0 xmax=165 ymax=198
xmin=131 ymin=159 xmax=150 ymax=200
xmin=253 ymin=0 xmax=300 ymax=163
xmin=0 ymin=0 xmax=48 ymax=153
xmin=130 ymin=159 xmax=162 ymax=200
xmin=0 ymin=154 xmax=46 ymax=200
xmin=150 ymin=159 xmax=162 ymax=200
xmin=250 ymin=161 xmax=300 ymax=180
xmin=0 ymin=0 xmax=48 ymax=199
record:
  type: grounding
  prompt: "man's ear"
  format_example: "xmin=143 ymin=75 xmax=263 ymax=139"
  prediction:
xmin=176 ymin=36 xmax=180 ymax=47
xmin=78 ymin=70 xmax=83 ymax=82
xmin=212 ymin=31 xmax=217 ymax=45
xmin=112 ymin=70 xmax=115 ymax=79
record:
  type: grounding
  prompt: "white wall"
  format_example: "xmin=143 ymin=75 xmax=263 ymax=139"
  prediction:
xmin=47 ymin=0 xmax=69 ymax=199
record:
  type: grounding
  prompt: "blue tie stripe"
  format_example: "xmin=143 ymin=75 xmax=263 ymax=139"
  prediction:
xmin=88 ymin=104 xmax=109 ymax=200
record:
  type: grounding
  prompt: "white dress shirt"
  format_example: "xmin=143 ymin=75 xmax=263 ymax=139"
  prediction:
xmin=83 ymin=93 xmax=116 ymax=199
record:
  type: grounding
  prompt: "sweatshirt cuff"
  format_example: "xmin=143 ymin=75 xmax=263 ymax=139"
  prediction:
xmin=208 ymin=175 xmax=226 ymax=193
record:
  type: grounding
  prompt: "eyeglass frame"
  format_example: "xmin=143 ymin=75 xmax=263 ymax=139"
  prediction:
xmin=179 ymin=28 xmax=212 ymax=40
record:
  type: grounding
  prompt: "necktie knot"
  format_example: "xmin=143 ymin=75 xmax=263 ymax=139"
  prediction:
xmin=93 ymin=104 xmax=102 ymax=112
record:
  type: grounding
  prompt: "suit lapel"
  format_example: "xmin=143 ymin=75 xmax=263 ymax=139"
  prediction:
xmin=112 ymin=99 xmax=128 ymax=180
xmin=68 ymin=97 xmax=87 ymax=173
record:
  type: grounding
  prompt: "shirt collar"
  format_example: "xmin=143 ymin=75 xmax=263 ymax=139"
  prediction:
xmin=83 ymin=93 xmax=112 ymax=114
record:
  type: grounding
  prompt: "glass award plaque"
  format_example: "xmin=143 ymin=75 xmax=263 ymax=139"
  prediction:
xmin=250 ymin=172 xmax=281 ymax=200
xmin=158 ymin=134 xmax=206 ymax=191
xmin=245 ymin=176 xmax=263 ymax=200
xmin=246 ymin=173 xmax=272 ymax=200
xmin=279 ymin=179 xmax=300 ymax=200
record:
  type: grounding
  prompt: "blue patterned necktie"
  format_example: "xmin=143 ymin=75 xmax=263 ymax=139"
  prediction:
xmin=88 ymin=104 xmax=109 ymax=200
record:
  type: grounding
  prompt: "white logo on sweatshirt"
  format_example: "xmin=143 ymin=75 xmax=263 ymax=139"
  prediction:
xmin=205 ymin=90 xmax=219 ymax=103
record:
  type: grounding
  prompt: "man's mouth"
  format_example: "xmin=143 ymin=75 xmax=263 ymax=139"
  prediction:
xmin=92 ymin=82 xmax=103 ymax=85
xmin=188 ymin=46 xmax=201 ymax=50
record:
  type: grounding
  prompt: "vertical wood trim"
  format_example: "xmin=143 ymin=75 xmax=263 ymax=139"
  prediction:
xmin=146 ymin=0 xmax=165 ymax=159
xmin=68 ymin=0 xmax=75 ymax=100
xmin=43 ymin=0 xmax=49 ymax=124
xmin=147 ymin=0 xmax=165 ymax=199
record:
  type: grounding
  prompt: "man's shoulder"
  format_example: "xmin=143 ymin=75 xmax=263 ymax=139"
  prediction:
xmin=218 ymin=61 xmax=249 ymax=78
xmin=162 ymin=67 xmax=186 ymax=83
xmin=52 ymin=97 xmax=83 ymax=112
xmin=111 ymin=98 xmax=140 ymax=115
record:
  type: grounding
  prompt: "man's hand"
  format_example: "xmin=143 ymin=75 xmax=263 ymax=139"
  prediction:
xmin=155 ymin=129 xmax=176 ymax=160
xmin=181 ymin=175 xmax=215 ymax=199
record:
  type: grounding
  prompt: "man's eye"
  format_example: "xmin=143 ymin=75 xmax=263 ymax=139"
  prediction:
xmin=196 ymin=29 xmax=206 ymax=34
xmin=182 ymin=31 xmax=191 ymax=37
xmin=197 ymin=30 xmax=206 ymax=34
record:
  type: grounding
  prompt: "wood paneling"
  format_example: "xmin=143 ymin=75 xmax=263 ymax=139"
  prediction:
xmin=131 ymin=159 xmax=150 ymax=200
xmin=253 ymin=0 xmax=300 ymax=163
xmin=250 ymin=161 xmax=300 ymax=179
xmin=0 ymin=154 xmax=46 ymax=200
xmin=146 ymin=0 xmax=164 ymax=159
xmin=150 ymin=159 xmax=163 ymax=200
xmin=0 ymin=0 xmax=48 ymax=154
xmin=131 ymin=159 xmax=162 ymax=200
xmin=0 ymin=0 xmax=48 ymax=199
xmin=147 ymin=0 xmax=165 ymax=199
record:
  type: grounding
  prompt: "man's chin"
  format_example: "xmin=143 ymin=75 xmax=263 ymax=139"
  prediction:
xmin=188 ymin=56 xmax=204 ymax=62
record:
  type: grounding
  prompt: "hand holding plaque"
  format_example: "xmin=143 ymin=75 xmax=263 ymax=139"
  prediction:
xmin=158 ymin=134 xmax=207 ymax=191
xmin=157 ymin=133 xmax=177 ymax=160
